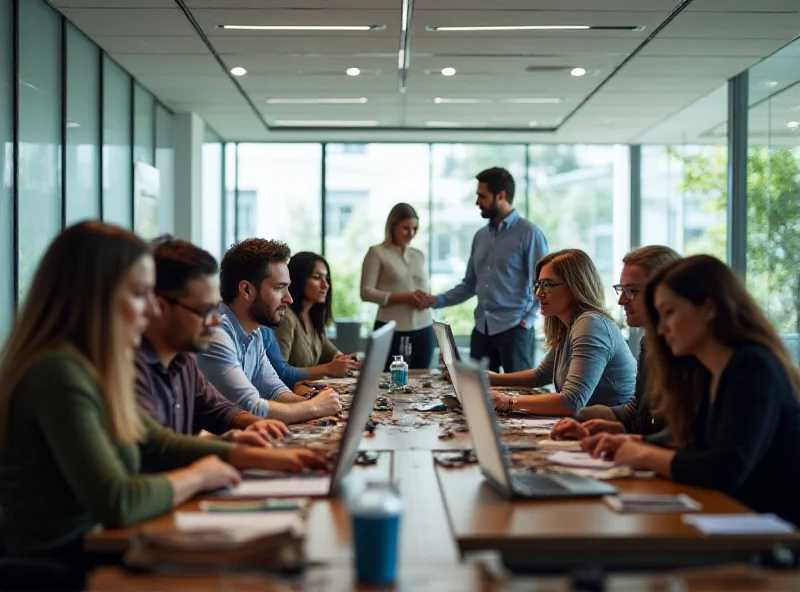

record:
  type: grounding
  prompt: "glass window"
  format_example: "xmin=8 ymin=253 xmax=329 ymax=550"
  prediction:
xmin=429 ymin=145 xmax=526 ymax=336
xmin=102 ymin=56 xmax=132 ymax=228
xmin=155 ymin=104 xmax=174 ymax=235
xmin=0 ymin=0 xmax=13 ymax=338
xmin=747 ymin=40 xmax=800 ymax=361
xmin=17 ymin=0 xmax=62 ymax=299
xmin=224 ymin=143 xmax=236 ymax=250
xmin=235 ymin=143 xmax=322 ymax=252
xmin=65 ymin=24 xmax=100 ymax=225
xmin=133 ymin=83 xmax=154 ymax=166
xmin=202 ymin=137 xmax=223 ymax=261
xmin=324 ymin=144 xmax=429 ymax=326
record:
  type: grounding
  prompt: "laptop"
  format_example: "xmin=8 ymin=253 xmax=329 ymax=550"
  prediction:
xmin=452 ymin=359 xmax=618 ymax=499
xmin=232 ymin=321 xmax=396 ymax=498
xmin=433 ymin=320 xmax=462 ymax=402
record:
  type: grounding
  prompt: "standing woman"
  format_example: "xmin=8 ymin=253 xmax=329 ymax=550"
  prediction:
xmin=360 ymin=203 xmax=434 ymax=369
xmin=586 ymin=255 xmax=800 ymax=526
xmin=490 ymin=249 xmax=636 ymax=416
xmin=275 ymin=252 xmax=360 ymax=372
xmin=0 ymin=222 xmax=324 ymax=589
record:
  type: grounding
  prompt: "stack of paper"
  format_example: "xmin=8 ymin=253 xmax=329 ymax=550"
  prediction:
xmin=547 ymin=451 xmax=616 ymax=470
xmin=216 ymin=475 xmax=331 ymax=498
xmin=174 ymin=511 xmax=304 ymax=543
xmin=683 ymin=514 xmax=796 ymax=535
xmin=605 ymin=493 xmax=702 ymax=513
xmin=536 ymin=439 xmax=582 ymax=452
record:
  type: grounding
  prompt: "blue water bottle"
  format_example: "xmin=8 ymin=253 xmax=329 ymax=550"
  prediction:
xmin=390 ymin=355 xmax=408 ymax=386
xmin=350 ymin=484 xmax=403 ymax=584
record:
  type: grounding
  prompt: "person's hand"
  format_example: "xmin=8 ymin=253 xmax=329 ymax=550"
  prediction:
xmin=324 ymin=355 xmax=359 ymax=377
xmin=581 ymin=433 xmax=634 ymax=460
xmin=550 ymin=418 xmax=589 ymax=441
xmin=221 ymin=429 xmax=272 ymax=448
xmin=336 ymin=353 xmax=362 ymax=371
xmin=490 ymin=389 xmax=511 ymax=412
xmin=245 ymin=419 xmax=290 ymax=441
xmin=189 ymin=456 xmax=241 ymax=491
xmin=412 ymin=290 xmax=435 ymax=309
xmin=612 ymin=440 xmax=651 ymax=470
xmin=582 ymin=418 xmax=626 ymax=436
xmin=254 ymin=448 xmax=330 ymax=473
xmin=311 ymin=387 xmax=342 ymax=417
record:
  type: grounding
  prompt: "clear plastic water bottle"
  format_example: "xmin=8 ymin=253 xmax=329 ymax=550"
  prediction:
xmin=390 ymin=355 xmax=408 ymax=386
xmin=349 ymin=484 xmax=403 ymax=584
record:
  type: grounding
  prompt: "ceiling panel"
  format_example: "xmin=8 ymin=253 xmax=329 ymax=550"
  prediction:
xmin=687 ymin=0 xmax=800 ymax=12
xmin=52 ymin=0 xmax=174 ymax=7
xmin=211 ymin=36 xmax=398 ymax=54
xmin=639 ymin=37 xmax=790 ymax=57
xmin=194 ymin=9 xmax=400 ymax=34
xmin=658 ymin=12 xmax=800 ymax=38
xmin=186 ymin=0 xmax=399 ymax=7
xmin=417 ymin=1 xmax=678 ymax=10
xmin=89 ymin=35 xmax=209 ymax=54
xmin=60 ymin=8 xmax=197 ymax=36
xmin=616 ymin=56 xmax=760 ymax=77
xmin=113 ymin=54 xmax=222 ymax=75
xmin=414 ymin=10 xmax=668 ymax=32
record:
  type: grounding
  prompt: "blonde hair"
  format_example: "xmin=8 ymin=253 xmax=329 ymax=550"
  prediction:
xmin=623 ymin=245 xmax=681 ymax=274
xmin=0 ymin=222 xmax=150 ymax=445
xmin=383 ymin=203 xmax=419 ymax=245
xmin=536 ymin=249 xmax=611 ymax=349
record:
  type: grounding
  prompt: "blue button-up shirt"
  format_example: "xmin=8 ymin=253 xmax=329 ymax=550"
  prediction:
xmin=434 ymin=209 xmax=548 ymax=335
xmin=261 ymin=326 xmax=309 ymax=387
xmin=196 ymin=303 xmax=290 ymax=418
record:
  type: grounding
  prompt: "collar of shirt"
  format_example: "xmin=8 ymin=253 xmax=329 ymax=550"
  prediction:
xmin=220 ymin=302 xmax=255 ymax=346
xmin=488 ymin=208 xmax=520 ymax=234
xmin=381 ymin=241 xmax=414 ymax=264
xmin=138 ymin=336 xmax=191 ymax=375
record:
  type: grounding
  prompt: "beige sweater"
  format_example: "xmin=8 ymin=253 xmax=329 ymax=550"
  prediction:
xmin=274 ymin=308 xmax=341 ymax=368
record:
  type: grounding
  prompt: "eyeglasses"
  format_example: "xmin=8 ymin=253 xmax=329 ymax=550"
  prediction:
xmin=534 ymin=280 xmax=564 ymax=294
xmin=161 ymin=296 xmax=221 ymax=324
xmin=613 ymin=285 xmax=641 ymax=300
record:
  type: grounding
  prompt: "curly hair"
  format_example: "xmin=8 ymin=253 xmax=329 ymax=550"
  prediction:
xmin=220 ymin=239 xmax=291 ymax=304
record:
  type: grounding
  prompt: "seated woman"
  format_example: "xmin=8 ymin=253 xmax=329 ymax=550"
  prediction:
xmin=360 ymin=203 xmax=434 ymax=370
xmin=585 ymin=255 xmax=800 ymax=527
xmin=490 ymin=249 xmax=636 ymax=416
xmin=275 ymin=252 xmax=359 ymax=372
xmin=0 ymin=222 xmax=325 ymax=588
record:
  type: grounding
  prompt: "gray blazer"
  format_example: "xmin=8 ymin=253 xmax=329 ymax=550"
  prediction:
xmin=530 ymin=310 xmax=636 ymax=411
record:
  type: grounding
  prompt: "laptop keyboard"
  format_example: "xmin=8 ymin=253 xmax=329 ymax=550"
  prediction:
xmin=511 ymin=474 xmax=570 ymax=495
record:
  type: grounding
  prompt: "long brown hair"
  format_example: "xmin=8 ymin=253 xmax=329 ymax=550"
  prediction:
xmin=0 ymin=221 xmax=151 ymax=445
xmin=536 ymin=249 xmax=612 ymax=349
xmin=383 ymin=203 xmax=419 ymax=246
xmin=643 ymin=254 xmax=800 ymax=447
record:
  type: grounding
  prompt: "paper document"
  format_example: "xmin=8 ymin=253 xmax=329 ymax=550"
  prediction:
xmin=216 ymin=476 xmax=331 ymax=498
xmin=605 ymin=493 xmax=702 ymax=513
xmin=316 ymin=377 xmax=358 ymax=386
xmin=175 ymin=511 xmax=303 ymax=540
xmin=503 ymin=418 xmax=560 ymax=430
xmin=683 ymin=514 xmax=796 ymax=535
xmin=547 ymin=451 xmax=616 ymax=470
xmin=536 ymin=439 xmax=582 ymax=452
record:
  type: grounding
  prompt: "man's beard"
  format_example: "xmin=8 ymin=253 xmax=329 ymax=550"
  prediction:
xmin=480 ymin=197 xmax=500 ymax=219
xmin=248 ymin=292 xmax=283 ymax=327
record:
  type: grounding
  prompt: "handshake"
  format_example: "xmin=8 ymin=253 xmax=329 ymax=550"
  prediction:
xmin=404 ymin=289 xmax=436 ymax=310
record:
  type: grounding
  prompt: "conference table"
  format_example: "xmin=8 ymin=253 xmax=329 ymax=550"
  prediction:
xmin=85 ymin=372 xmax=800 ymax=589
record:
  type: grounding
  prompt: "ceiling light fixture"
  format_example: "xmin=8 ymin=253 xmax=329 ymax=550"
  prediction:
xmin=219 ymin=24 xmax=386 ymax=31
xmin=66 ymin=122 xmax=81 ymax=128
xmin=441 ymin=67 xmax=456 ymax=76
xmin=788 ymin=121 xmax=800 ymax=129
xmin=230 ymin=66 xmax=247 ymax=76
xmin=570 ymin=67 xmax=586 ymax=77
xmin=503 ymin=97 xmax=562 ymax=104
xmin=425 ymin=121 xmax=469 ymax=127
xmin=346 ymin=67 xmax=361 ymax=76
xmin=761 ymin=80 xmax=779 ymax=88
xmin=426 ymin=24 xmax=643 ymax=32
xmin=266 ymin=97 xmax=368 ymax=104
xmin=273 ymin=120 xmax=380 ymax=127
xmin=433 ymin=97 xmax=488 ymax=104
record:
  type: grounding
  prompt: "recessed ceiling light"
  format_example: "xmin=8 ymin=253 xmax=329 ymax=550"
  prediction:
xmin=433 ymin=97 xmax=488 ymax=104
xmin=761 ymin=80 xmax=779 ymax=88
xmin=230 ymin=66 xmax=247 ymax=76
xmin=66 ymin=122 xmax=81 ymax=128
xmin=570 ymin=67 xmax=586 ymax=77
xmin=425 ymin=121 xmax=468 ymax=127
xmin=219 ymin=24 xmax=386 ymax=31
xmin=441 ymin=67 xmax=456 ymax=76
xmin=273 ymin=120 xmax=379 ymax=127
xmin=266 ymin=97 xmax=368 ymax=104
xmin=426 ymin=24 xmax=643 ymax=32
xmin=503 ymin=97 xmax=562 ymax=104
xmin=346 ymin=67 xmax=361 ymax=76
xmin=788 ymin=121 xmax=800 ymax=129
xmin=528 ymin=121 xmax=539 ymax=127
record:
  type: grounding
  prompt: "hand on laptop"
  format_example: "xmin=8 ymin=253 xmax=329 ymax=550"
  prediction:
xmin=221 ymin=429 xmax=274 ymax=448
xmin=325 ymin=355 xmax=360 ymax=377
xmin=550 ymin=418 xmax=589 ymax=440
xmin=311 ymin=387 xmax=342 ymax=417
xmin=246 ymin=419 xmax=290 ymax=442
xmin=228 ymin=447 xmax=330 ymax=474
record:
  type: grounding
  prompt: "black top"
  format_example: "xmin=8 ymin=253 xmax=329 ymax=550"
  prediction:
xmin=135 ymin=338 xmax=244 ymax=436
xmin=671 ymin=345 xmax=800 ymax=526
xmin=612 ymin=343 xmax=668 ymax=437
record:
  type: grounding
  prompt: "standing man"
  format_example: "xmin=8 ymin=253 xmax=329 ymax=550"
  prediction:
xmin=136 ymin=237 xmax=289 ymax=446
xmin=196 ymin=239 xmax=342 ymax=424
xmin=428 ymin=167 xmax=548 ymax=373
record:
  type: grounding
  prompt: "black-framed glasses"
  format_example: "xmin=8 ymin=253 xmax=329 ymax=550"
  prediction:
xmin=534 ymin=280 xmax=564 ymax=294
xmin=161 ymin=296 xmax=221 ymax=324
xmin=613 ymin=285 xmax=641 ymax=300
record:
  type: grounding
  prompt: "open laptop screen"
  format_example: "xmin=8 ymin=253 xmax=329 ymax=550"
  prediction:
xmin=328 ymin=321 xmax=396 ymax=494
xmin=433 ymin=321 xmax=462 ymax=400
xmin=452 ymin=360 xmax=511 ymax=493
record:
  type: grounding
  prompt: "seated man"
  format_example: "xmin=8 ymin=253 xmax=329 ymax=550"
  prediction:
xmin=550 ymin=245 xmax=680 ymax=443
xmin=136 ymin=237 xmax=288 ymax=446
xmin=196 ymin=238 xmax=342 ymax=424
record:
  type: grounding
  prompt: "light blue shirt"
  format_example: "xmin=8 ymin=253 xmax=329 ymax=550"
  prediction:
xmin=433 ymin=209 xmax=548 ymax=335
xmin=261 ymin=326 xmax=309 ymax=387
xmin=196 ymin=303 xmax=290 ymax=418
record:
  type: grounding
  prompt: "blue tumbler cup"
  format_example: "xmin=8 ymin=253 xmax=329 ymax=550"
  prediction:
xmin=350 ymin=484 xmax=403 ymax=584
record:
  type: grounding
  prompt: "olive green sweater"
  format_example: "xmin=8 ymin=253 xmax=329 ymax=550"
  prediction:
xmin=0 ymin=348 xmax=234 ymax=554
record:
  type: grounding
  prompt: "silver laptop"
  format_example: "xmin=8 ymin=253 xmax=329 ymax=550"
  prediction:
xmin=326 ymin=320 xmax=396 ymax=495
xmin=433 ymin=320 xmax=462 ymax=402
xmin=452 ymin=359 xmax=618 ymax=499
